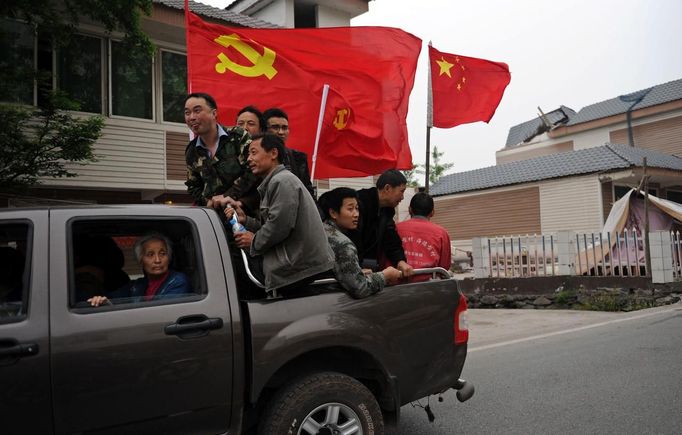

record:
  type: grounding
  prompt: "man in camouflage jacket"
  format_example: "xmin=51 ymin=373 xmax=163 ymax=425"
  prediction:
xmin=184 ymin=93 xmax=259 ymax=213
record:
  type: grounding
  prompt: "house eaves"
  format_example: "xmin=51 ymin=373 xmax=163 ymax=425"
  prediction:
xmin=155 ymin=0 xmax=280 ymax=28
xmin=430 ymin=143 xmax=682 ymax=197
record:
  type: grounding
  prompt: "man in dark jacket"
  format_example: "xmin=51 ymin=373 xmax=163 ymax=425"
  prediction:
xmin=184 ymin=93 xmax=259 ymax=214
xmin=352 ymin=169 xmax=414 ymax=277
xmin=263 ymin=107 xmax=316 ymax=199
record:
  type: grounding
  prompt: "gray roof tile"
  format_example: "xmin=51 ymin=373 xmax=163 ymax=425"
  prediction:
xmin=505 ymin=78 xmax=682 ymax=147
xmin=430 ymin=143 xmax=682 ymax=196
xmin=567 ymin=78 xmax=682 ymax=125
xmin=155 ymin=0 xmax=279 ymax=28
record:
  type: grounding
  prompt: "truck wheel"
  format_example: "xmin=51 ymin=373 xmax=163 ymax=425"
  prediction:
xmin=259 ymin=372 xmax=383 ymax=435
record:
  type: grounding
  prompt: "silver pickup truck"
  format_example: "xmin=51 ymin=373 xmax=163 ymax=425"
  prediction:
xmin=0 ymin=205 xmax=473 ymax=434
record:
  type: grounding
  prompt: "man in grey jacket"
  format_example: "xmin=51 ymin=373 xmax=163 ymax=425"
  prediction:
xmin=227 ymin=134 xmax=333 ymax=292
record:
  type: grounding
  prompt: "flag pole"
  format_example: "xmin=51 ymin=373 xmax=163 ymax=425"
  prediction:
xmin=184 ymin=0 xmax=192 ymax=94
xmin=425 ymin=41 xmax=433 ymax=192
xmin=310 ymin=84 xmax=330 ymax=182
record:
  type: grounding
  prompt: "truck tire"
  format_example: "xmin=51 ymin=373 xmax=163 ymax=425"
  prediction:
xmin=259 ymin=371 xmax=384 ymax=435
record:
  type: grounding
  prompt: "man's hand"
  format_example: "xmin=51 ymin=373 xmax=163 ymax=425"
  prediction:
xmin=396 ymin=260 xmax=414 ymax=277
xmin=211 ymin=195 xmax=242 ymax=210
xmin=87 ymin=296 xmax=110 ymax=307
xmin=224 ymin=202 xmax=247 ymax=224
xmin=382 ymin=266 xmax=402 ymax=283
xmin=234 ymin=231 xmax=254 ymax=249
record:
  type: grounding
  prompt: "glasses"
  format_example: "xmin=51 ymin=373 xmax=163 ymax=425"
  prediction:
xmin=267 ymin=124 xmax=289 ymax=132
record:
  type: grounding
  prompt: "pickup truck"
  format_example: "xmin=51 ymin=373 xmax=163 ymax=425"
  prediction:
xmin=0 ymin=205 xmax=473 ymax=434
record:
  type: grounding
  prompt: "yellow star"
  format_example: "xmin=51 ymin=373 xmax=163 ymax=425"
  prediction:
xmin=436 ymin=57 xmax=455 ymax=78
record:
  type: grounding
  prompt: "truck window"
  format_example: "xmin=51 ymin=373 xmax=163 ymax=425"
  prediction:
xmin=0 ymin=222 xmax=30 ymax=322
xmin=69 ymin=218 xmax=205 ymax=309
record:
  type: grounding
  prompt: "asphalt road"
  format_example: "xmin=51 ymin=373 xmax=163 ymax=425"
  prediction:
xmin=396 ymin=303 xmax=682 ymax=434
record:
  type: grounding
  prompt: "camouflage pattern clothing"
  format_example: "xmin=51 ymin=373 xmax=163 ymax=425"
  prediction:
xmin=323 ymin=221 xmax=386 ymax=299
xmin=185 ymin=125 xmax=259 ymax=212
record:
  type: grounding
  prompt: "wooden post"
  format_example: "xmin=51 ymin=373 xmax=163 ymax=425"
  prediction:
xmin=643 ymin=157 xmax=651 ymax=277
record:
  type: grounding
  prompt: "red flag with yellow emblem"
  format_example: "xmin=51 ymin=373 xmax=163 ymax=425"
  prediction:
xmin=185 ymin=9 xmax=421 ymax=178
xmin=429 ymin=45 xmax=510 ymax=128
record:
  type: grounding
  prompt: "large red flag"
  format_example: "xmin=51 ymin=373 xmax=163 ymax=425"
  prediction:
xmin=185 ymin=10 xmax=421 ymax=178
xmin=429 ymin=46 xmax=510 ymax=128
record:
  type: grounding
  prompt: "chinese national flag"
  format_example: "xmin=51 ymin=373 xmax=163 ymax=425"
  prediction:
xmin=185 ymin=9 xmax=421 ymax=178
xmin=429 ymin=46 xmax=510 ymax=128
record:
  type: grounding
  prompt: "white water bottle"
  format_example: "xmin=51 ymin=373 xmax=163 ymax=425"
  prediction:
xmin=226 ymin=205 xmax=245 ymax=233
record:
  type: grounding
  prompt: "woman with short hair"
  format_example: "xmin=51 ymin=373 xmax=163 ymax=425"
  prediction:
xmin=87 ymin=233 xmax=191 ymax=306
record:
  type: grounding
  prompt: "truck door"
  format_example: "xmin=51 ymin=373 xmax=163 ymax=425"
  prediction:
xmin=48 ymin=208 xmax=235 ymax=434
xmin=0 ymin=211 xmax=52 ymax=434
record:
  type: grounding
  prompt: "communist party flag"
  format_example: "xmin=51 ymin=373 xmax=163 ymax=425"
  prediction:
xmin=429 ymin=45 xmax=510 ymax=128
xmin=185 ymin=8 xmax=421 ymax=178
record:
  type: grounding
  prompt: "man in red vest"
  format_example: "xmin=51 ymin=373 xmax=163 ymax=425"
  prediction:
xmin=396 ymin=192 xmax=452 ymax=280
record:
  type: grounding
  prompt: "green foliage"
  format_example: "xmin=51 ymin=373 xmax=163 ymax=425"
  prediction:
xmin=1 ymin=0 xmax=154 ymax=56
xmin=579 ymin=293 xmax=655 ymax=312
xmin=400 ymin=164 xmax=421 ymax=188
xmin=554 ymin=289 xmax=577 ymax=306
xmin=402 ymin=146 xmax=455 ymax=188
xmin=0 ymin=92 xmax=103 ymax=192
xmin=424 ymin=145 xmax=454 ymax=186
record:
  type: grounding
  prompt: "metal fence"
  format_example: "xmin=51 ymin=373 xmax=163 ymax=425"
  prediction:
xmin=487 ymin=234 xmax=557 ymax=278
xmin=673 ymin=231 xmax=682 ymax=279
xmin=485 ymin=229 xmax=665 ymax=278
xmin=573 ymin=229 xmax=646 ymax=277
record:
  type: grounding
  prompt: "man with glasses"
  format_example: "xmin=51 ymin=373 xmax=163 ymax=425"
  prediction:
xmin=263 ymin=108 xmax=315 ymax=199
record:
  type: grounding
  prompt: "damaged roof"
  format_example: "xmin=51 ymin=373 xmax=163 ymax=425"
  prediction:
xmin=505 ymin=77 xmax=682 ymax=148
xmin=430 ymin=143 xmax=682 ymax=197
xmin=154 ymin=0 xmax=280 ymax=28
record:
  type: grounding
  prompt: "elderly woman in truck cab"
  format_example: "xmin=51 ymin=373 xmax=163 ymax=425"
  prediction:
xmin=87 ymin=233 xmax=191 ymax=306
xmin=318 ymin=187 xmax=402 ymax=299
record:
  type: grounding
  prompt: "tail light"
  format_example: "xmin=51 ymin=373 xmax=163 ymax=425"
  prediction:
xmin=454 ymin=293 xmax=469 ymax=345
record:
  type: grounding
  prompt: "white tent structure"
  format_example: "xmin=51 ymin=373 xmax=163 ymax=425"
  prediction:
xmin=576 ymin=189 xmax=682 ymax=275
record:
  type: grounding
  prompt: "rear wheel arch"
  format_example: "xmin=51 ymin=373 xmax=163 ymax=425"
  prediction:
xmin=252 ymin=346 xmax=398 ymax=423
xmin=258 ymin=371 xmax=384 ymax=435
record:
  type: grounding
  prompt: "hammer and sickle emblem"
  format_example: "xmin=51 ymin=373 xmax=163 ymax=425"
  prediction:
xmin=214 ymin=34 xmax=278 ymax=80
xmin=333 ymin=108 xmax=351 ymax=130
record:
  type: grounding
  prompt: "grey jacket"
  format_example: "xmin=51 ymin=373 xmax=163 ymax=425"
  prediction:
xmin=245 ymin=165 xmax=333 ymax=290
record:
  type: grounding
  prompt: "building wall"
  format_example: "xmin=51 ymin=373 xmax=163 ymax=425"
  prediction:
xmin=432 ymin=185 xmax=541 ymax=241
xmin=609 ymin=115 xmax=682 ymax=156
xmin=496 ymin=140 xmax=574 ymax=164
xmin=41 ymin=116 xmax=188 ymax=192
xmin=538 ymin=175 xmax=603 ymax=233
xmin=252 ymin=0 xmax=294 ymax=27
xmin=316 ymin=4 xmax=351 ymax=27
